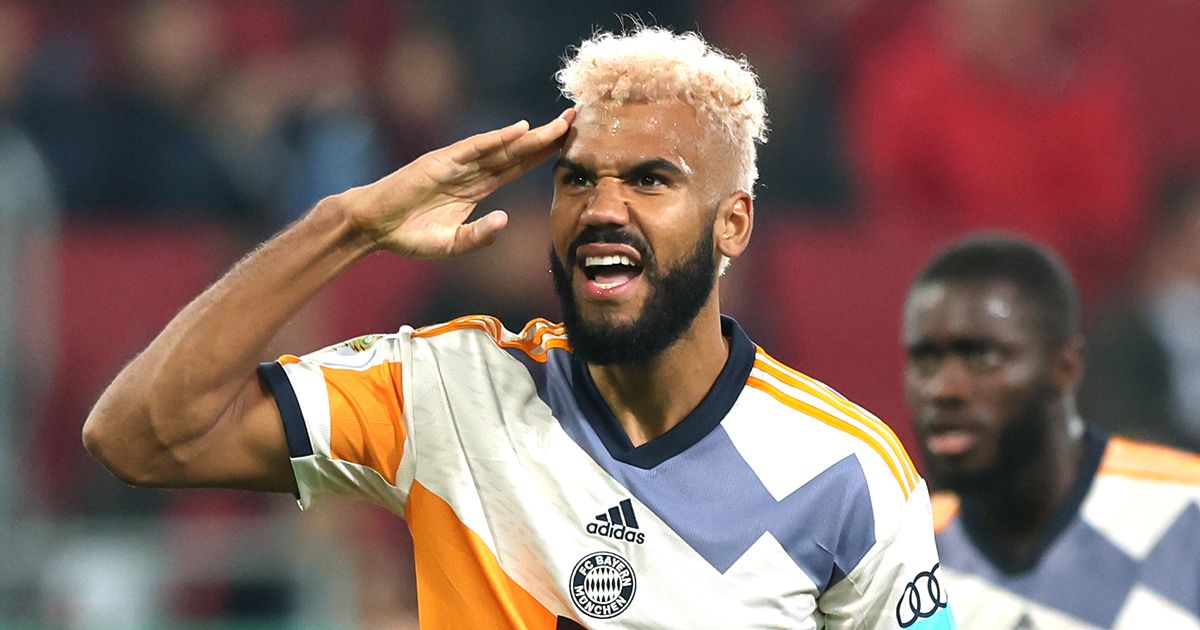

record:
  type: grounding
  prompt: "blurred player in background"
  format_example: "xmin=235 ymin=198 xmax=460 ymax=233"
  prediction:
xmin=904 ymin=234 xmax=1200 ymax=628
xmin=83 ymin=26 xmax=952 ymax=628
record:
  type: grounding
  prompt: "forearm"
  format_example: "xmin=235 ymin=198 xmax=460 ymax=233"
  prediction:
xmin=83 ymin=113 xmax=571 ymax=488
xmin=84 ymin=195 xmax=372 ymax=480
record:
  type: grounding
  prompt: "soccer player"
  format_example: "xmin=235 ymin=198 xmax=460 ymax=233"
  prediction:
xmin=904 ymin=235 xmax=1200 ymax=628
xmin=85 ymin=27 xmax=952 ymax=628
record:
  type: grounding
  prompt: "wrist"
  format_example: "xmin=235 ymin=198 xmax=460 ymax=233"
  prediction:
xmin=311 ymin=191 xmax=379 ymax=259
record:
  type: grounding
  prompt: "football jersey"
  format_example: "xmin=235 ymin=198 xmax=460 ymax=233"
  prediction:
xmin=932 ymin=428 xmax=1200 ymax=629
xmin=259 ymin=315 xmax=956 ymax=628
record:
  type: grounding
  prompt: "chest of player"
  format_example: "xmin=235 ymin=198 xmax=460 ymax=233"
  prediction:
xmin=403 ymin=366 xmax=827 ymax=626
xmin=410 ymin=420 xmax=826 ymax=627
xmin=401 ymin=330 xmax=897 ymax=625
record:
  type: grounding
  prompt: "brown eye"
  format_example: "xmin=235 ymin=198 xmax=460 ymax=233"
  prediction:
xmin=964 ymin=347 xmax=1004 ymax=372
xmin=561 ymin=172 xmax=591 ymax=188
xmin=635 ymin=173 xmax=666 ymax=187
xmin=907 ymin=349 xmax=941 ymax=377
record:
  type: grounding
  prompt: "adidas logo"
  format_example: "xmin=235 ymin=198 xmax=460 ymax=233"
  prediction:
xmin=586 ymin=498 xmax=645 ymax=544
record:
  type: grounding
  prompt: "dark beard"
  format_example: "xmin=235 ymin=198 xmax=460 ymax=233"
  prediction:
xmin=924 ymin=379 xmax=1056 ymax=495
xmin=549 ymin=225 xmax=718 ymax=366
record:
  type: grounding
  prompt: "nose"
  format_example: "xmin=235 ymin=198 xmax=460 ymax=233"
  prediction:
xmin=582 ymin=177 xmax=631 ymax=227
xmin=924 ymin=357 xmax=972 ymax=407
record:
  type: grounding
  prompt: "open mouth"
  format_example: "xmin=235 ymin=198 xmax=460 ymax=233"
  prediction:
xmin=581 ymin=253 xmax=644 ymax=290
xmin=572 ymin=241 xmax=647 ymax=297
xmin=921 ymin=416 xmax=982 ymax=458
xmin=925 ymin=429 xmax=979 ymax=457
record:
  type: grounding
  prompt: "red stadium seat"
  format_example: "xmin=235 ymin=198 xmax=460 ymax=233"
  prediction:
xmin=35 ymin=218 xmax=238 ymax=512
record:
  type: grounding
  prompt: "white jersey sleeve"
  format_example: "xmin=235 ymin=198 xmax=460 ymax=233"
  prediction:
xmin=820 ymin=479 xmax=958 ymax=629
xmin=257 ymin=329 xmax=416 ymax=515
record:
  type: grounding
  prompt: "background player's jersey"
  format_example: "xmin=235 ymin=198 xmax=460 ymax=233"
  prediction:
xmin=932 ymin=429 xmax=1200 ymax=629
xmin=259 ymin=315 xmax=955 ymax=629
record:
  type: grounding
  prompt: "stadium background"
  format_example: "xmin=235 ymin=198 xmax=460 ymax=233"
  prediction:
xmin=2 ymin=0 xmax=1199 ymax=627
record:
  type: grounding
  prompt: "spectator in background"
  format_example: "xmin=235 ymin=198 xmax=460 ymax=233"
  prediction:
xmin=0 ymin=0 xmax=60 ymax=521
xmin=701 ymin=0 xmax=849 ymax=214
xmin=276 ymin=33 xmax=387 ymax=225
xmin=848 ymin=0 xmax=1146 ymax=303
xmin=425 ymin=1 xmax=692 ymax=126
xmin=22 ymin=0 xmax=251 ymax=222
xmin=1103 ymin=0 xmax=1200 ymax=178
xmin=120 ymin=0 xmax=248 ymax=219
xmin=904 ymin=235 xmax=1200 ymax=628
xmin=700 ymin=0 xmax=911 ymax=216
xmin=1082 ymin=172 xmax=1200 ymax=453
xmin=205 ymin=3 xmax=393 ymax=233
xmin=373 ymin=20 xmax=468 ymax=165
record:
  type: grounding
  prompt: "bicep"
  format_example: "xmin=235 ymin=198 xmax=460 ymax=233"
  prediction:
xmin=181 ymin=373 xmax=298 ymax=494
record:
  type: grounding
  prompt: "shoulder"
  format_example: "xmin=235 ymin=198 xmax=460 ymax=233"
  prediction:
xmin=736 ymin=347 xmax=922 ymax=505
xmin=411 ymin=316 xmax=569 ymax=362
xmin=1082 ymin=434 xmax=1200 ymax=578
xmin=1098 ymin=435 xmax=1200 ymax=487
xmin=284 ymin=330 xmax=409 ymax=371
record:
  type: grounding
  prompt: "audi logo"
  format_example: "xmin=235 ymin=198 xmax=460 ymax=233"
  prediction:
xmin=896 ymin=563 xmax=949 ymax=628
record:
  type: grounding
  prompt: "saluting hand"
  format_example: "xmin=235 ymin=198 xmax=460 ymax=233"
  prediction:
xmin=340 ymin=109 xmax=575 ymax=259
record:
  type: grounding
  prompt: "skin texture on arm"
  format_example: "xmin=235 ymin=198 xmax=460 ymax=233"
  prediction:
xmin=82 ymin=111 xmax=574 ymax=493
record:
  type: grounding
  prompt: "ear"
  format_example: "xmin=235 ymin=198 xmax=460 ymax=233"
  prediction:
xmin=1051 ymin=335 xmax=1086 ymax=395
xmin=714 ymin=191 xmax=753 ymax=260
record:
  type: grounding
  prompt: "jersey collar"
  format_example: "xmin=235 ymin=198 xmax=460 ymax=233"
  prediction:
xmin=957 ymin=426 xmax=1110 ymax=574
xmin=570 ymin=315 xmax=757 ymax=469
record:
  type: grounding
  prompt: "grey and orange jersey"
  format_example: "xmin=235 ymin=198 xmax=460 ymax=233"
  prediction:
xmin=933 ymin=429 xmax=1200 ymax=629
xmin=260 ymin=315 xmax=956 ymax=628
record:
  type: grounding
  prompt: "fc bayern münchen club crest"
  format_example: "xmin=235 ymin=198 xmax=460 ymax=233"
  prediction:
xmin=569 ymin=551 xmax=637 ymax=619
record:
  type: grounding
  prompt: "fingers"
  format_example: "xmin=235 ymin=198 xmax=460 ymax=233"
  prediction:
xmin=448 ymin=120 xmax=530 ymax=166
xmin=454 ymin=109 xmax=574 ymax=168
xmin=490 ymin=139 xmax=567 ymax=188
xmin=451 ymin=209 xmax=509 ymax=255
xmin=479 ymin=109 xmax=575 ymax=185
xmin=504 ymin=108 xmax=575 ymax=160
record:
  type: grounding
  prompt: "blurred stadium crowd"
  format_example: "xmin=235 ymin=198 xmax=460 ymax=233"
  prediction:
xmin=3 ymin=0 xmax=1200 ymax=627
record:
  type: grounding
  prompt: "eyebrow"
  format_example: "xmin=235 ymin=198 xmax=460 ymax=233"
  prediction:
xmin=905 ymin=336 xmax=1002 ymax=354
xmin=552 ymin=157 xmax=686 ymax=180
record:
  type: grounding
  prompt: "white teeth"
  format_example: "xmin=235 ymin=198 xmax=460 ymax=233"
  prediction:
xmin=594 ymin=279 xmax=625 ymax=289
xmin=583 ymin=254 xmax=637 ymax=267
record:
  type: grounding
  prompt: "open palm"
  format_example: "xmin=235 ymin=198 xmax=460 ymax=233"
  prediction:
xmin=347 ymin=110 xmax=575 ymax=259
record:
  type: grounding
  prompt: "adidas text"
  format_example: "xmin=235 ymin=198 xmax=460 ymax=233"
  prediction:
xmin=586 ymin=521 xmax=645 ymax=544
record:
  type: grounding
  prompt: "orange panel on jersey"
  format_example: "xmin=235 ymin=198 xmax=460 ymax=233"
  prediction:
xmin=1100 ymin=436 xmax=1200 ymax=485
xmin=931 ymin=493 xmax=960 ymax=533
xmin=323 ymin=362 xmax=406 ymax=486
xmin=406 ymin=481 xmax=558 ymax=629
xmin=414 ymin=316 xmax=570 ymax=363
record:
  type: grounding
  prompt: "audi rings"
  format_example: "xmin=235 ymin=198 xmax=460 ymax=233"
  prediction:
xmin=896 ymin=563 xmax=949 ymax=628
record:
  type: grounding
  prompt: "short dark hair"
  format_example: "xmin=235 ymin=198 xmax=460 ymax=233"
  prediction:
xmin=910 ymin=233 xmax=1081 ymax=346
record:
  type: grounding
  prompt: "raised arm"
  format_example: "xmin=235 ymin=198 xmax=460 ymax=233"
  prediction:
xmin=83 ymin=111 xmax=575 ymax=493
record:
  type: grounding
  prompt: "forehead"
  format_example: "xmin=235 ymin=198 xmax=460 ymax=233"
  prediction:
xmin=562 ymin=101 xmax=708 ymax=170
xmin=903 ymin=279 xmax=1038 ymax=343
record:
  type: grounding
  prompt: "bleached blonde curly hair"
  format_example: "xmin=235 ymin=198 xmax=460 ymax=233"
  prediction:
xmin=556 ymin=26 xmax=768 ymax=198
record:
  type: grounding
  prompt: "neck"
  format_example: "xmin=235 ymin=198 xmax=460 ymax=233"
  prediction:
xmin=962 ymin=410 xmax=1085 ymax=561
xmin=587 ymin=301 xmax=728 ymax=447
